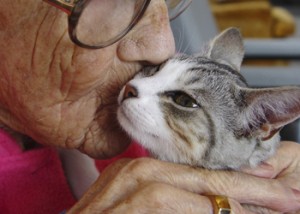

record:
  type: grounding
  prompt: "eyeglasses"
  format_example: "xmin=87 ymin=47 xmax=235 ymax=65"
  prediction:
xmin=43 ymin=0 xmax=192 ymax=49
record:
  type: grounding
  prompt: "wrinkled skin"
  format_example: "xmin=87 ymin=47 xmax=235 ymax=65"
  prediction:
xmin=68 ymin=142 xmax=300 ymax=213
xmin=1 ymin=0 xmax=300 ymax=213
xmin=0 ymin=0 xmax=175 ymax=158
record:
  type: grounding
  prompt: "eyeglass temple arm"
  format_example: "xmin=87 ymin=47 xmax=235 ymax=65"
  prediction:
xmin=43 ymin=0 xmax=78 ymax=15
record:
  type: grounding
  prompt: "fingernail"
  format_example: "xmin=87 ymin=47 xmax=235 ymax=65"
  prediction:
xmin=257 ymin=162 xmax=274 ymax=171
xmin=242 ymin=162 xmax=274 ymax=178
xmin=292 ymin=188 xmax=300 ymax=199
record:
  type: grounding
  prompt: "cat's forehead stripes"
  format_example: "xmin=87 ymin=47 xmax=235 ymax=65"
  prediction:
xmin=172 ymin=55 xmax=248 ymax=87
xmin=118 ymin=28 xmax=300 ymax=171
xmin=128 ymin=59 xmax=193 ymax=97
xmin=131 ymin=54 xmax=247 ymax=98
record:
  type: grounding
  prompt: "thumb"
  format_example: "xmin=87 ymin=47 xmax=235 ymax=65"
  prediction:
xmin=241 ymin=162 xmax=276 ymax=178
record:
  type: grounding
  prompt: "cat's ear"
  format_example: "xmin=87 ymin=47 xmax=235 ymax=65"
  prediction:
xmin=203 ymin=27 xmax=245 ymax=71
xmin=239 ymin=87 xmax=300 ymax=140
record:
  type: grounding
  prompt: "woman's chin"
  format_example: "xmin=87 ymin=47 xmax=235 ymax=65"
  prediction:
xmin=79 ymin=129 xmax=131 ymax=159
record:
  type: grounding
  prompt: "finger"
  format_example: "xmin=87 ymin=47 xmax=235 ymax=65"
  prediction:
xmin=102 ymin=183 xmax=213 ymax=214
xmin=269 ymin=142 xmax=300 ymax=191
xmin=241 ymin=162 xmax=275 ymax=178
xmin=242 ymin=141 xmax=300 ymax=178
xmin=118 ymin=158 xmax=300 ymax=213
xmin=97 ymin=158 xmax=133 ymax=190
xmin=242 ymin=141 xmax=300 ymax=191
xmin=70 ymin=157 xmax=300 ymax=213
xmin=68 ymin=158 xmax=132 ymax=213
xmin=242 ymin=204 xmax=281 ymax=214
xmin=192 ymin=169 xmax=300 ymax=213
xmin=92 ymin=183 xmax=253 ymax=214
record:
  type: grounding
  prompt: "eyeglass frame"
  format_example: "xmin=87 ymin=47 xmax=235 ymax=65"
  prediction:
xmin=44 ymin=0 xmax=177 ymax=49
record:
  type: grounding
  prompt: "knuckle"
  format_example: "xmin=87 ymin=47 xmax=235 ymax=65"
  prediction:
xmin=142 ymin=183 xmax=172 ymax=201
xmin=122 ymin=157 xmax=157 ymax=176
xmin=268 ymin=179 xmax=286 ymax=194
xmin=105 ymin=158 xmax=131 ymax=170
xmin=101 ymin=158 xmax=159 ymax=187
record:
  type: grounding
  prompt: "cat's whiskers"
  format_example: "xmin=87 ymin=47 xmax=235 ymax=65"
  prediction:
xmin=171 ymin=26 xmax=191 ymax=54
xmin=117 ymin=28 xmax=300 ymax=170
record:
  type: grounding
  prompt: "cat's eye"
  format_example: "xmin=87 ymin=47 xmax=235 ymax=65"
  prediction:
xmin=166 ymin=91 xmax=199 ymax=108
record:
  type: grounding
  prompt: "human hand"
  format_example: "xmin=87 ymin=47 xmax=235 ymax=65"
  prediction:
xmin=67 ymin=157 xmax=300 ymax=213
xmin=242 ymin=141 xmax=300 ymax=213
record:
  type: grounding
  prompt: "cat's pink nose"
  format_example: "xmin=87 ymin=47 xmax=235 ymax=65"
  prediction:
xmin=123 ymin=84 xmax=138 ymax=100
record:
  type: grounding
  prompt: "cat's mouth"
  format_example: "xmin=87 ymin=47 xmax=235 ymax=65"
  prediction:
xmin=117 ymin=107 xmax=132 ymax=127
xmin=117 ymin=105 xmax=140 ymax=133
xmin=117 ymin=105 xmax=160 ymax=140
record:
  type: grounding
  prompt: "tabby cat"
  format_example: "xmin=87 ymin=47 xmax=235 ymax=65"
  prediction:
xmin=117 ymin=28 xmax=300 ymax=170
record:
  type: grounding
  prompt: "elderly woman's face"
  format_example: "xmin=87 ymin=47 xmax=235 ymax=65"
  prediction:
xmin=0 ymin=0 xmax=175 ymax=158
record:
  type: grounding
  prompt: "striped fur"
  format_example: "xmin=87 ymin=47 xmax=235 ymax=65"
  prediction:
xmin=117 ymin=28 xmax=300 ymax=169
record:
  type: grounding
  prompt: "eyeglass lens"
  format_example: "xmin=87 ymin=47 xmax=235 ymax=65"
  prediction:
xmin=166 ymin=0 xmax=192 ymax=20
xmin=76 ymin=0 xmax=144 ymax=47
xmin=74 ymin=0 xmax=192 ymax=48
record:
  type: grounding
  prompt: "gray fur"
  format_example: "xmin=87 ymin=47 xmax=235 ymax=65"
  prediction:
xmin=117 ymin=28 xmax=300 ymax=170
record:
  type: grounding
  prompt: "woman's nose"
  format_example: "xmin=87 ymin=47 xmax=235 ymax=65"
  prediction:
xmin=117 ymin=0 xmax=175 ymax=65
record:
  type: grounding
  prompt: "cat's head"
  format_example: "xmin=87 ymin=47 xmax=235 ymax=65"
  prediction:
xmin=117 ymin=28 xmax=300 ymax=169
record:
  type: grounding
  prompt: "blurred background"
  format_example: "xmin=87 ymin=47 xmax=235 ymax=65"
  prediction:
xmin=171 ymin=0 xmax=300 ymax=142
